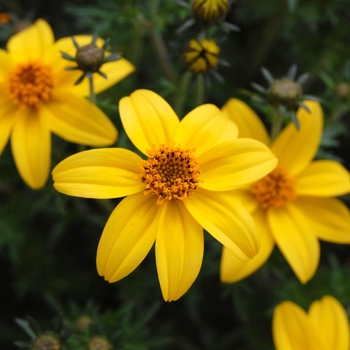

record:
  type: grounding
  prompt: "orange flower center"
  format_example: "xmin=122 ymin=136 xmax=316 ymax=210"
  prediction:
xmin=140 ymin=144 xmax=201 ymax=205
xmin=5 ymin=61 xmax=54 ymax=109
xmin=250 ymin=165 xmax=296 ymax=209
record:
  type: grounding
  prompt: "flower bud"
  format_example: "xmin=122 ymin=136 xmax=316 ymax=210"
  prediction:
xmin=75 ymin=44 xmax=105 ymax=73
xmin=192 ymin=0 xmax=229 ymax=25
xmin=183 ymin=38 xmax=220 ymax=73
xmin=31 ymin=333 xmax=61 ymax=350
xmin=88 ymin=336 xmax=112 ymax=350
xmin=268 ymin=78 xmax=302 ymax=110
xmin=75 ymin=315 xmax=94 ymax=333
xmin=335 ymin=82 xmax=350 ymax=100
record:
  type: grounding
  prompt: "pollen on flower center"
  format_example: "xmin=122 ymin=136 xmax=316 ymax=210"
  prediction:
xmin=140 ymin=144 xmax=201 ymax=205
xmin=5 ymin=61 xmax=54 ymax=109
xmin=250 ymin=165 xmax=296 ymax=209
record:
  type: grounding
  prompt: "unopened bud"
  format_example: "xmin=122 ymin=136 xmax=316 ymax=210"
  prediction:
xmin=269 ymin=78 xmax=302 ymax=110
xmin=31 ymin=333 xmax=61 ymax=350
xmin=192 ymin=0 xmax=229 ymax=25
xmin=76 ymin=44 xmax=105 ymax=72
xmin=335 ymin=82 xmax=350 ymax=100
xmin=88 ymin=336 xmax=112 ymax=350
xmin=75 ymin=315 xmax=94 ymax=333
xmin=183 ymin=38 xmax=220 ymax=73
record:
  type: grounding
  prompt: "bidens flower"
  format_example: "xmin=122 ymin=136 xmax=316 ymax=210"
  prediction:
xmin=220 ymin=99 xmax=350 ymax=284
xmin=273 ymin=296 xmax=349 ymax=350
xmin=0 ymin=19 xmax=135 ymax=189
xmin=52 ymin=89 xmax=277 ymax=301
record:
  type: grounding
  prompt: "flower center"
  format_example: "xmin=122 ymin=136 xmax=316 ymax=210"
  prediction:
xmin=5 ymin=61 xmax=54 ymax=109
xmin=140 ymin=144 xmax=201 ymax=205
xmin=250 ymin=165 xmax=296 ymax=209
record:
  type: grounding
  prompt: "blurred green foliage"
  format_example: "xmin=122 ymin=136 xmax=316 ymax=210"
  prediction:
xmin=0 ymin=0 xmax=350 ymax=349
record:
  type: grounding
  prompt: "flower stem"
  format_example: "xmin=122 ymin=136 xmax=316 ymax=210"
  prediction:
xmin=173 ymin=71 xmax=192 ymax=118
xmin=148 ymin=0 xmax=177 ymax=84
xmin=88 ymin=74 xmax=96 ymax=104
xmin=270 ymin=108 xmax=283 ymax=141
xmin=194 ymin=74 xmax=205 ymax=107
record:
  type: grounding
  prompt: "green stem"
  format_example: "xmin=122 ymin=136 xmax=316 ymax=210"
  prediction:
xmin=270 ymin=108 xmax=283 ymax=141
xmin=88 ymin=74 xmax=96 ymax=104
xmin=330 ymin=104 xmax=347 ymax=122
xmin=148 ymin=0 xmax=177 ymax=84
xmin=194 ymin=74 xmax=205 ymax=107
xmin=173 ymin=71 xmax=192 ymax=118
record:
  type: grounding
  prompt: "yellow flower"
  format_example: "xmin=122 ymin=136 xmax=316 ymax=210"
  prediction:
xmin=0 ymin=19 xmax=135 ymax=189
xmin=192 ymin=0 xmax=229 ymax=25
xmin=52 ymin=89 xmax=277 ymax=301
xmin=183 ymin=38 xmax=219 ymax=73
xmin=220 ymin=99 xmax=350 ymax=284
xmin=273 ymin=296 xmax=349 ymax=350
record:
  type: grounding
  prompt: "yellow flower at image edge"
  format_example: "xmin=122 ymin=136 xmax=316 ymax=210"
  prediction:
xmin=220 ymin=99 xmax=350 ymax=284
xmin=52 ymin=89 xmax=278 ymax=301
xmin=273 ymin=296 xmax=349 ymax=350
xmin=0 ymin=19 xmax=135 ymax=189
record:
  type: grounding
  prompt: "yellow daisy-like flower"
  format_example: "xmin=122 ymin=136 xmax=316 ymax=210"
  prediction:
xmin=52 ymin=89 xmax=277 ymax=301
xmin=183 ymin=38 xmax=220 ymax=73
xmin=273 ymin=296 xmax=349 ymax=350
xmin=220 ymin=99 xmax=350 ymax=284
xmin=0 ymin=19 xmax=135 ymax=189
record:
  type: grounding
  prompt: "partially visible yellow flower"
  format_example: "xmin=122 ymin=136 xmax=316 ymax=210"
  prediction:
xmin=183 ymin=38 xmax=219 ymax=73
xmin=220 ymin=99 xmax=350 ymax=284
xmin=0 ymin=19 xmax=135 ymax=189
xmin=52 ymin=89 xmax=277 ymax=301
xmin=192 ymin=0 xmax=229 ymax=25
xmin=273 ymin=296 xmax=349 ymax=350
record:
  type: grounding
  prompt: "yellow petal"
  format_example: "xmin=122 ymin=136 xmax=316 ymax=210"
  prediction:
xmin=119 ymin=89 xmax=179 ymax=155
xmin=234 ymin=189 xmax=259 ymax=213
xmin=91 ymin=58 xmax=135 ymax=95
xmin=174 ymin=104 xmax=238 ymax=157
xmin=43 ymin=91 xmax=117 ymax=146
xmin=273 ymin=301 xmax=327 ymax=350
xmin=296 ymin=160 xmax=350 ymax=196
xmin=97 ymin=192 xmax=159 ymax=282
xmin=267 ymin=203 xmax=320 ymax=283
xmin=7 ymin=19 xmax=54 ymax=62
xmin=0 ymin=49 xmax=13 ymax=82
xmin=271 ymin=101 xmax=323 ymax=176
xmin=220 ymin=209 xmax=275 ymax=283
xmin=222 ymin=98 xmax=270 ymax=145
xmin=294 ymin=197 xmax=350 ymax=243
xmin=0 ymin=102 xmax=19 ymax=154
xmin=52 ymin=148 xmax=145 ymax=198
xmin=198 ymin=138 xmax=277 ymax=191
xmin=156 ymin=201 xmax=203 ymax=301
xmin=184 ymin=188 xmax=259 ymax=260
xmin=308 ymin=296 xmax=350 ymax=350
xmin=11 ymin=108 xmax=51 ymax=189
